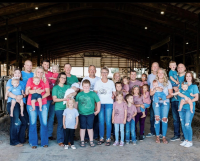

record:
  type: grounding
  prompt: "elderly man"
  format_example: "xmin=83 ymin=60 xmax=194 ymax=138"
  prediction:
xmin=80 ymin=65 xmax=101 ymax=141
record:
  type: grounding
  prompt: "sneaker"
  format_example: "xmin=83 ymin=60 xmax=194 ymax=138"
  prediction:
xmin=126 ymin=141 xmax=130 ymax=144
xmin=64 ymin=145 xmax=69 ymax=149
xmin=155 ymin=103 xmax=159 ymax=107
xmin=119 ymin=141 xmax=124 ymax=146
xmin=184 ymin=142 xmax=193 ymax=148
xmin=146 ymin=133 xmax=155 ymax=137
xmin=180 ymin=140 xmax=187 ymax=146
xmin=139 ymin=135 xmax=143 ymax=141
xmin=170 ymin=136 xmax=180 ymax=141
xmin=71 ymin=145 xmax=76 ymax=149
xmin=163 ymin=102 xmax=167 ymax=105
xmin=113 ymin=141 xmax=119 ymax=146
xmin=143 ymin=135 xmax=145 ymax=139
xmin=133 ymin=141 xmax=137 ymax=145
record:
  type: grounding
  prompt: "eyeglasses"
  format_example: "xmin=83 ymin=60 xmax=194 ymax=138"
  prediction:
xmin=60 ymin=77 xmax=66 ymax=80
xmin=142 ymin=77 xmax=146 ymax=78
xmin=101 ymin=72 xmax=108 ymax=74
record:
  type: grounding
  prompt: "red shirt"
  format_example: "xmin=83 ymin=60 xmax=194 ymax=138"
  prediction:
xmin=51 ymin=72 xmax=59 ymax=84
xmin=45 ymin=71 xmax=53 ymax=100
xmin=30 ymin=83 xmax=45 ymax=95
xmin=26 ymin=78 xmax=49 ymax=106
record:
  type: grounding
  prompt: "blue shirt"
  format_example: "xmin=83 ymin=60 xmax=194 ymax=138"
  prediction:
xmin=179 ymin=89 xmax=191 ymax=98
xmin=147 ymin=73 xmax=156 ymax=87
xmin=169 ymin=70 xmax=178 ymax=84
xmin=21 ymin=71 xmax=34 ymax=85
xmin=6 ymin=79 xmax=26 ymax=103
xmin=63 ymin=108 xmax=79 ymax=129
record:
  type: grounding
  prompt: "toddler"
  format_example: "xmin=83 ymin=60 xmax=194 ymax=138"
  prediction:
xmin=5 ymin=78 xmax=24 ymax=117
xmin=50 ymin=65 xmax=59 ymax=86
xmin=63 ymin=98 xmax=79 ymax=150
xmin=140 ymin=73 xmax=148 ymax=94
xmin=141 ymin=84 xmax=151 ymax=118
xmin=125 ymin=94 xmax=137 ymax=145
xmin=112 ymin=91 xmax=127 ymax=146
xmin=122 ymin=76 xmax=130 ymax=96
xmin=151 ymin=80 xmax=167 ymax=107
xmin=26 ymin=77 xmax=43 ymax=111
xmin=172 ymin=82 xmax=194 ymax=113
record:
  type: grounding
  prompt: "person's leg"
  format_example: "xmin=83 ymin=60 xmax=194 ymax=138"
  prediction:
xmin=161 ymin=103 xmax=170 ymax=137
xmin=86 ymin=113 xmax=95 ymax=142
xmin=130 ymin=119 xmax=136 ymax=142
xmin=93 ymin=114 xmax=99 ymax=139
xmin=120 ymin=124 xmax=124 ymax=142
xmin=70 ymin=129 xmax=75 ymax=145
xmin=79 ymin=114 xmax=87 ymax=142
xmin=55 ymin=110 xmax=64 ymax=144
xmin=179 ymin=110 xmax=188 ymax=141
xmin=114 ymin=124 xmax=119 ymax=142
xmin=23 ymin=103 xmax=29 ymax=139
xmin=187 ymin=99 xmax=194 ymax=113
xmin=20 ymin=99 xmax=24 ymax=116
xmin=26 ymin=105 xmax=38 ymax=147
xmin=31 ymin=100 xmax=36 ymax=111
xmin=37 ymin=98 xmax=42 ymax=111
xmin=185 ymin=109 xmax=194 ymax=142
xmin=47 ymin=100 xmax=55 ymax=138
xmin=139 ymin=113 xmax=146 ymax=136
xmin=105 ymin=104 xmax=113 ymax=141
xmin=10 ymin=99 xmax=16 ymax=117
xmin=125 ymin=122 xmax=130 ymax=142
xmin=149 ymin=102 xmax=156 ymax=135
xmin=178 ymin=99 xmax=185 ymax=112
xmin=98 ymin=104 xmax=105 ymax=140
xmin=152 ymin=102 xmax=161 ymax=136
xmin=63 ymin=129 xmax=69 ymax=145
xmin=135 ymin=112 xmax=140 ymax=137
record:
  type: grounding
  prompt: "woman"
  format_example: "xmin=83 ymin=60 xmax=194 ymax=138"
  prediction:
xmin=52 ymin=72 xmax=77 ymax=147
xmin=179 ymin=71 xmax=199 ymax=148
xmin=94 ymin=67 xmax=116 ymax=146
xmin=150 ymin=68 xmax=173 ymax=144
xmin=6 ymin=68 xmax=27 ymax=147
xmin=26 ymin=67 xmax=50 ymax=149
xmin=112 ymin=72 xmax=121 ymax=83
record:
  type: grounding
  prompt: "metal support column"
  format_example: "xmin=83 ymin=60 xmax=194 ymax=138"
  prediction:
xmin=6 ymin=19 xmax=9 ymax=75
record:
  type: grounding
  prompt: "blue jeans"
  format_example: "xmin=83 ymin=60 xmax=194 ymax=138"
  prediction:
xmin=55 ymin=110 xmax=64 ymax=143
xmin=27 ymin=104 xmax=48 ymax=147
xmin=140 ymin=103 xmax=150 ymax=112
xmin=7 ymin=102 xmax=27 ymax=145
xmin=154 ymin=92 xmax=166 ymax=103
xmin=126 ymin=119 xmax=136 ymax=142
xmin=171 ymin=101 xmax=181 ymax=137
xmin=179 ymin=109 xmax=194 ymax=141
xmin=114 ymin=124 xmax=124 ymax=142
xmin=153 ymin=102 xmax=170 ymax=137
xmin=149 ymin=103 xmax=156 ymax=135
xmin=98 ymin=104 xmax=113 ymax=140
xmin=47 ymin=100 xmax=55 ymax=137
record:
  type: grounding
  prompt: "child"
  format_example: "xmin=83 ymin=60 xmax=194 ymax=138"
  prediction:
xmin=26 ymin=77 xmax=43 ymax=111
xmin=151 ymin=80 xmax=167 ymax=107
xmin=141 ymin=84 xmax=151 ymax=118
xmin=125 ymin=94 xmax=137 ymax=145
xmin=122 ymin=76 xmax=129 ymax=97
xmin=75 ymin=79 xmax=100 ymax=147
xmin=5 ymin=78 xmax=24 ymax=117
xmin=63 ymin=98 xmax=79 ymax=150
xmin=50 ymin=65 xmax=59 ymax=86
xmin=140 ymin=73 xmax=148 ymax=94
xmin=114 ymin=82 xmax=126 ymax=100
xmin=172 ymin=82 xmax=194 ymax=113
xmin=63 ymin=82 xmax=80 ymax=105
xmin=112 ymin=91 xmax=127 ymax=146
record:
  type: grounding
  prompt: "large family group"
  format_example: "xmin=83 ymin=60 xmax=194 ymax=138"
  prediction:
xmin=6 ymin=59 xmax=199 ymax=150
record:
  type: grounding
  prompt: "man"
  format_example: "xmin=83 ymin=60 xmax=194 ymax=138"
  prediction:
xmin=80 ymin=65 xmax=101 ymax=141
xmin=64 ymin=63 xmax=79 ymax=86
xmin=42 ymin=60 xmax=55 ymax=140
xmin=170 ymin=63 xmax=186 ymax=142
xmin=129 ymin=69 xmax=142 ymax=93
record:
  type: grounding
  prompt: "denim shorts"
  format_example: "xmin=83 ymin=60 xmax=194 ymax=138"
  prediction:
xmin=31 ymin=93 xmax=42 ymax=101
xmin=79 ymin=113 xmax=95 ymax=129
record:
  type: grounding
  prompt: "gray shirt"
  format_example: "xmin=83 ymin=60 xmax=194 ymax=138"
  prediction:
xmin=63 ymin=108 xmax=79 ymax=129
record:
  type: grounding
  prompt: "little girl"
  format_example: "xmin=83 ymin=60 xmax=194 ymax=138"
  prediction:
xmin=125 ymin=94 xmax=137 ymax=145
xmin=141 ymin=84 xmax=151 ymax=118
xmin=50 ymin=65 xmax=59 ymax=86
xmin=63 ymin=98 xmax=79 ymax=150
xmin=122 ymin=76 xmax=129 ymax=97
xmin=112 ymin=91 xmax=127 ymax=146
xmin=140 ymin=73 xmax=148 ymax=94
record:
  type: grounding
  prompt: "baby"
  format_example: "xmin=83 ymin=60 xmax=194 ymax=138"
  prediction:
xmin=50 ymin=65 xmax=59 ymax=86
xmin=122 ymin=76 xmax=129 ymax=96
xmin=26 ymin=77 xmax=43 ymax=111
xmin=5 ymin=78 xmax=24 ymax=117
xmin=172 ymin=82 xmax=194 ymax=113
xmin=63 ymin=82 xmax=80 ymax=105
xmin=151 ymin=80 xmax=167 ymax=107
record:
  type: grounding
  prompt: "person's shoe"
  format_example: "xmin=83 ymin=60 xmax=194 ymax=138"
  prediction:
xmin=113 ymin=141 xmax=119 ymax=146
xmin=146 ymin=133 xmax=155 ymax=137
xmin=170 ymin=136 xmax=180 ymax=141
xmin=159 ymin=134 xmax=163 ymax=139
xmin=126 ymin=141 xmax=130 ymax=144
xmin=71 ymin=145 xmax=76 ymax=149
xmin=139 ymin=135 xmax=144 ymax=141
xmin=155 ymin=104 xmax=159 ymax=107
xmin=119 ymin=141 xmax=124 ymax=146
xmin=143 ymin=135 xmax=145 ymax=139
xmin=49 ymin=136 xmax=56 ymax=140
xmin=163 ymin=102 xmax=167 ymax=105
xmin=133 ymin=141 xmax=137 ymax=145
xmin=15 ymin=143 xmax=23 ymax=147
xmin=184 ymin=142 xmax=193 ymax=148
xmin=64 ymin=145 xmax=69 ymax=149
xmin=180 ymin=140 xmax=187 ymax=146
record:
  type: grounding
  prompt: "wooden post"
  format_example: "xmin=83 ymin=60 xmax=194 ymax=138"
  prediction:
xmin=149 ymin=47 xmax=151 ymax=74
xmin=37 ymin=48 xmax=40 ymax=66
xmin=6 ymin=19 xmax=9 ymax=76
xmin=197 ymin=17 xmax=200 ymax=77
xmin=18 ymin=27 xmax=22 ymax=70
xmin=16 ymin=27 xmax=19 ymax=68
xmin=183 ymin=23 xmax=186 ymax=64
xmin=173 ymin=32 xmax=175 ymax=61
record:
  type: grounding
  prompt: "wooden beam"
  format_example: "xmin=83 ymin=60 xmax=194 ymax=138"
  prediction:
xmin=21 ymin=34 xmax=39 ymax=48
xmin=151 ymin=36 xmax=170 ymax=50
xmin=183 ymin=23 xmax=186 ymax=64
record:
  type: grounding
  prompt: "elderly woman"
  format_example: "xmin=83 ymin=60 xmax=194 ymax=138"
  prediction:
xmin=26 ymin=67 xmax=50 ymax=149
xmin=94 ymin=67 xmax=116 ymax=146
xmin=150 ymin=68 xmax=173 ymax=144
xmin=6 ymin=68 xmax=27 ymax=147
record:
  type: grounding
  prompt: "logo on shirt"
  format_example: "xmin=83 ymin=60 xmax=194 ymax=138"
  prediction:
xmin=127 ymin=113 xmax=131 ymax=120
xmin=115 ymin=109 xmax=119 ymax=116
xmin=67 ymin=114 xmax=73 ymax=120
xmin=79 ymin=95 xmax=92 ymax=108
xmin=98 ymin=88 xmax=107 ymax=95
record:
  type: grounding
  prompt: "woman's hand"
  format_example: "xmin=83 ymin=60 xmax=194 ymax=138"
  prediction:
xmin=140 ymin=104 xmax=145 ymax=109
xmin=74 ymin=125 xmax=77 ymax=129
xmin=123 ymin=119 xmax=126 ymax=124
xmin=36 ymin=88 xmax=44 ymax=94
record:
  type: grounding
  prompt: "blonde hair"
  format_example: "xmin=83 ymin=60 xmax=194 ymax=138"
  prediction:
xmin=52 ymin=65 xmax=59 ymax=72
xmin=112 ymin=72 xmax=121 ymax=83
xmin=11 ymin=78 xmax=19 ymax=85
xmin=169 ymin=61 xmax=176 ymax=65
xmin=34 ymin=67 xmax=46 ymax=82
xmin=156 ymin=68 xmax=168 ymax=87
xmin=66 ymin=98 xmax=75 ymax=108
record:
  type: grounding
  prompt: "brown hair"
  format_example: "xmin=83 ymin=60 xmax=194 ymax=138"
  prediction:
xmin=122 ymin=76 xmax=129 ymax=83
xmin=12 ymin=68 xmax=23 ymax=81
xmin=130 ymin=69 xmax=137 ymax=74
xmin=115 ymin=82 xmax=122 ymax=86
xmin=184 ymin=71 xmax=195 ymax=84
xmin=116 ymin=91 xmax=123 ymax=97
xmin=131 ymin=85 xmax=141 ymax=97
xmin=82 ymin=79 xmax=91 ymax=86
xmin=142 ymin=84 xmax=149 ymax=91
xmin=125 ymin=94 xmax=133 ymax=104
xmin=141 ymin=73 xmax=147 ymax=81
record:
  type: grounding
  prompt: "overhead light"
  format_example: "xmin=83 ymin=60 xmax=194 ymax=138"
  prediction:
xmin=5 ymin=37 xmax=7 ymax=40
xmin=147 ymin=57 xmax=149 ymax=58
xmin=160 ymin=11 xmax=165 ymax=15
xmin=186 ymin=42 xmax=189 ymax=44
xmin=48 ymin=24 xmax=51 ymax=26
xmin=41 ymin=55 xmax=42 ymax=56
xmin=35 ymin=7 xmax=38 ymax=10
xmin=145 ymin=26 xmax=148 ymax=30
xmin=22 ymin=45 xmax=24 ymax=48
xmin=167 ymin=49 xmax=169 ymax=51
xmin=33 ymin=51 xmax=35 ymax=52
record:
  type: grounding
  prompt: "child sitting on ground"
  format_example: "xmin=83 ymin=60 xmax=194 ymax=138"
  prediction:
xmin=112 ymin=91 xmax=127 ymax=147
xmin=140 ymin=73 xmax=148 ymax=94
xmin=141 ymin=84 xmax=151 ymax=118
xmin=172 ymin=82 xmax=194 ymax=113
xmin=122 ymin=76 xmax=130 ymax=97
xmin=151 ymin=80 xmax=167 ymax=107
xmin=26 ymin=77 xmax=43 ymax=111
xmin=49 ymin=65 xmax=59 ymax=86
xmin=5 ymin=78 xmax=24 ymax=117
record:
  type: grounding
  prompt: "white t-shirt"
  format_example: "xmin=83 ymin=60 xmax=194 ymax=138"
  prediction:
xmin=80 ymin=76 xmax=101 ymax=91
xmin=94 ymin=79 xmax=116 ymax=104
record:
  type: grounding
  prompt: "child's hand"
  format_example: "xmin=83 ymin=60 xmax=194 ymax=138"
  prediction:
xmin=74 ymin=125 xmax=77 ymax=129
xmin=111 ymin=95 xmax=114 ymax=100
xmin=123 ymin=119 xmax=126 ymax=124
xmin=141 ymin=104 xmax=145 ymax=109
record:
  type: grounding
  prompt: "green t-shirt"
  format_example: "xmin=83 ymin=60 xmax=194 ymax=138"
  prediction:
xmin=67 ymin=74 xmax=78 ymax=86
xmin=52 ymin=84 xmax=70 ymax=111
xmin=75 ymin=91 xmax=100 ymax=115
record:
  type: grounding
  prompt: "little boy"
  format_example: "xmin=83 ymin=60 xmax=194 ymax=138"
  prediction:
xmin=75 ymin=79 xmax=101 ymax=147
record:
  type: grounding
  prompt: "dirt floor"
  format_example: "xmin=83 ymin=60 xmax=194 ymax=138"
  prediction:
xmin=0 ymin=114 xmax=200 ymax=161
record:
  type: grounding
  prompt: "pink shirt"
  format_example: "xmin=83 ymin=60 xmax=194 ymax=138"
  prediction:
xmin=142 ymin=91 xmax=151 ymax=104
xmin=133 ymin=95 xmax=143 ymax=113
xmin=126 ymin=104 xmax=137 ymax=122
xmin=113 ymin=102 xmax=127 ymax=124
xmin=51 ymin=73 xmax=59 ymax=84
xmin=122 ymin=84 xmax=129 ymax=97
xmin=140 ymin=81 xmax=148 ymax=94
xmin=45 ymin=71 xmax=53 ymax=100
xmin=129 ymin=80 xmax=142 ymax=93
xmin=26 ymin=78 xmax=49 ymax=106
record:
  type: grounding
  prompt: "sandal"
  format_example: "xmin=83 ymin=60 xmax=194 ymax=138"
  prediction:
xmin=32 ymin=146 xmax=37 ymax=149
xmin=97 ymin=139 xmax=104 ymax=145
xmin=105 ymin=140 xmax=111 ymax=146
xmin=89 ymin=141 xmax=96 ymax=147
xmin=58 ymin=142 xmax=64 ymax=147
xmin=155 ymin=136 xmax=160 ymax=143
xmin=43 ymin=145 xmax=48 ymax=148
xmin=80 ymin=141 xmax=86 ymax=147
xmin=162 ymin=137 xmax=168 ymax=144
